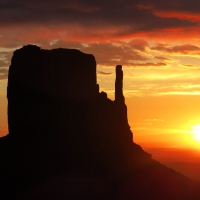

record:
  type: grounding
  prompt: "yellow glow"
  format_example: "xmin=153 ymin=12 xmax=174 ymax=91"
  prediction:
xmin=192 ymin=124 xmax=200 ymax=141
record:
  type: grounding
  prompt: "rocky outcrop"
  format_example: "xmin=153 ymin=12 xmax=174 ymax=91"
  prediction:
xmin=6 ymin=45 xmax=132 ymax=154
xmin=115 ymin=65 xmax=124 ymax=103
xmin=7 ymin=45 xmax=99 ymax=142
xmin=1 ymin=45 xmax=200 ymax=200
xmin=8 ymin=45 xmax=98 ymax=101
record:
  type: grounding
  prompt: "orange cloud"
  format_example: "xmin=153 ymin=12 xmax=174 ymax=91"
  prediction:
xmin=128 ymin=39 xmax=148 ymax=52
xmin=128 ymin=62 xmax=167 ymax=68
xmin=151 ymin=43 xmax=200 ymax=55
xmin=136 ymin=1 xmax=200 ymax=23
xmin=154 ymin=56 xmax=170 ymax=61
xmin=0 ymin=24 xmax=135 ymax=48
xmin=154 ymin=11 xmax=200 ymax=22
xmin=139 ymin=26 xmax=200 ymax=42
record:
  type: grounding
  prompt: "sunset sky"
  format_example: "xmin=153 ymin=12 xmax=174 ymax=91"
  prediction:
xmin=1 ymin=0 xmax=200 ymax=155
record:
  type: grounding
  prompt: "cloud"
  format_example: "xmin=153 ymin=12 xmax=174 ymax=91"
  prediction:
xmin=0 ymin=60 xmax=8 ymax=67
xmin=58 ymin=2 xmax=101 ymax=13
xmin=151 ymin=43 xmax=200 ymax=55
xmin=1 ymin=0 xmax=200 ymax=97
xmin=171 ymin=44 xmax=200 ymax=54
xmin=136 ymin=1 xmax=200 ymax=22
xmin=181 ymin=64 xmax=199 ymax=69
xmin=154 ymin=56 xmax=170 ymax=61
xmin=0 ymin=67 xmax=8 ymax=80
xmin=128 ymin=39 xmax=149 ymax=52
xmin=125 ymin=81 xmax=200 ymax=97
xmin=128 ymin=62 xmax=167 ymax=68
xmin=51 ymin=41 xmax=149 ymax=66
xmin=154 ymin=11 xmax=200 ymax=22
xmin=124 ymin=66 xmax=200 ymax=97
xmin=97 ymin=71 xmax=113 ymax=76
xmin=0 ymin=50 xmax=14 ymax=80
xmin=0 ymin=0 xmax=198 ymax=47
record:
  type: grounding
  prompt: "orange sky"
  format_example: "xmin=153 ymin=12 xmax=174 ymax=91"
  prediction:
xmin=1 ymin=0 xmax=200 ymax=160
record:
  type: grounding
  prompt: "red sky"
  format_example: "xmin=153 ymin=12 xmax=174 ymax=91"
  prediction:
xmin=1 ymin=0 xmax=200 ymax=160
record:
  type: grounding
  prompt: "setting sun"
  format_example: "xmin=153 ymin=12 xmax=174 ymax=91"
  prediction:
xmin=192 ymin=124 xmax=200 ymax=141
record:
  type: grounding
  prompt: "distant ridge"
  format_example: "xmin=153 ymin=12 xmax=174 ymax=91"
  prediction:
xmin=1 ymin=45 xmax=200 ymax=200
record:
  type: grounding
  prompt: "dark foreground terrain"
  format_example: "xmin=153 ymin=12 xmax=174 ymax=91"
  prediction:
xmin=1 ymin=45 xmax=200 ymax=200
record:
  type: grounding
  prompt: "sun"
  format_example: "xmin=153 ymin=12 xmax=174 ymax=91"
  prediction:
xmin=192 ymin=124 xmax=200 ymax=141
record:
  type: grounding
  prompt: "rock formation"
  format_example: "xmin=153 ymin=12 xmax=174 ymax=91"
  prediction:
xmin=7 ymin=45 xmax=99 ymax=138
xmin=115 ymin=65 xmax=124 ymax=103
xmin=1 ymin=45 xmax=200 ymax=200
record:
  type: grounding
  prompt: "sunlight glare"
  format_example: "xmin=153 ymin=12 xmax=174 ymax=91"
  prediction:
xmin=192 ymin=124 xmax=200 ymax=141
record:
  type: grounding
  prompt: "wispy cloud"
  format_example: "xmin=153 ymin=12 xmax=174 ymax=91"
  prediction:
xmin=151 ymin=43 xmax=200 ymax=55
xmin=97 ymin=71 xmax=113 ymax=76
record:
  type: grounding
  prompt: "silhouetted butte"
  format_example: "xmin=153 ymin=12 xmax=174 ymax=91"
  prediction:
xmin=1 ymin=45 xmax=200 ymax=200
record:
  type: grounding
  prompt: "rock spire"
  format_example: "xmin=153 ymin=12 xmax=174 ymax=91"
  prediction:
xmin=115 ymin=65 xmax=124 ymax=102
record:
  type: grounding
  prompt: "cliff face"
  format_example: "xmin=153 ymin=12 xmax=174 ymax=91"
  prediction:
xmin=1 ymin=45 xmax=200 ymax=200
